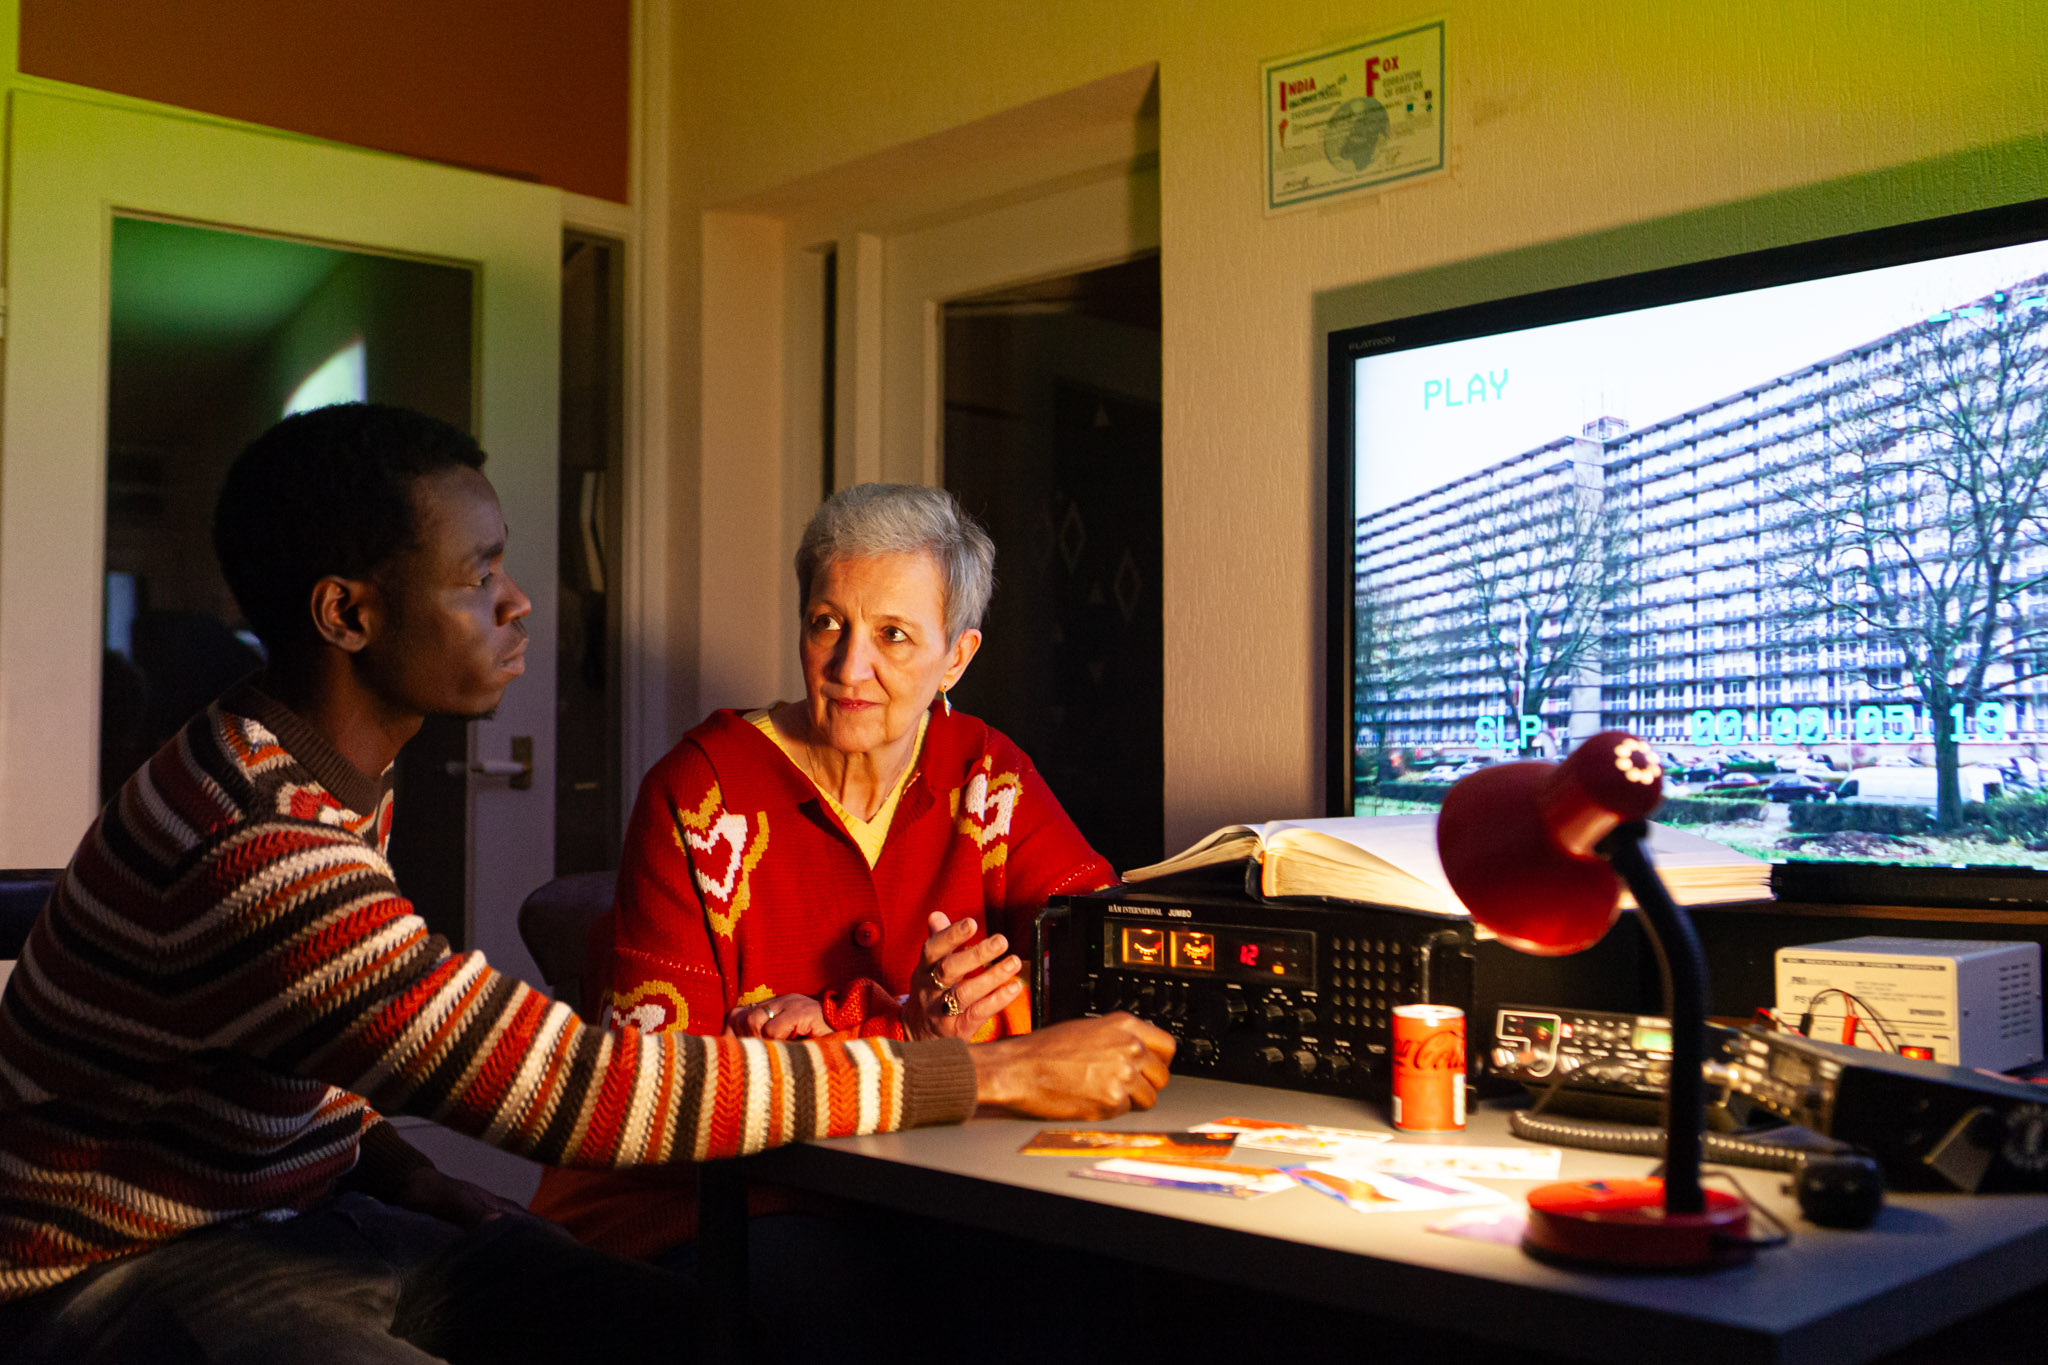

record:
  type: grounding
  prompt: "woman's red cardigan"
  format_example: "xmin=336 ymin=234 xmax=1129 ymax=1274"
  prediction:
xmin=531 ymin=700 xmax=1113 ymax=1255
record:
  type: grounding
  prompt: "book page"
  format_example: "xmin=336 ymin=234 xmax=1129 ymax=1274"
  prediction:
xmin=1256 ymin=813 xmax=1769 ymax=911
xmin=1261 ymin=815 xmax=1465 ymax=914
xmin=1121 ymin=825 xmax=1263 ymax=881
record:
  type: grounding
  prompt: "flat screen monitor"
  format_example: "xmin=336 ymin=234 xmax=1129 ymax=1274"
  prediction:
xmin=1327 ymin=198 xmax=2048 ymax=902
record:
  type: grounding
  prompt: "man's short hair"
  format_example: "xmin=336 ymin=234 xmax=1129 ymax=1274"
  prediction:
xmin=212 ymin=404 xmax=485 ymax=658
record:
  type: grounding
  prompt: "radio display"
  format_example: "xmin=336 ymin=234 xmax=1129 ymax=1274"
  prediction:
xmin=1170 ymin=930 xmax=1216 ymax=971
xmin=1630 ymin=1022 xmax=1673 ymax=1053
xmin=1113 ymin=921 xmax=1313 ymax=982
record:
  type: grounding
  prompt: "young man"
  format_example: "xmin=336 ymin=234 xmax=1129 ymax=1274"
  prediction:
xmin=0 ymin=404 xmax=1171 ymax=1362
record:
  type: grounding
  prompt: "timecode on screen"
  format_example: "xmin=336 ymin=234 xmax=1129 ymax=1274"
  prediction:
xmin=1684 ymin=702 xmax=2011 ymax=747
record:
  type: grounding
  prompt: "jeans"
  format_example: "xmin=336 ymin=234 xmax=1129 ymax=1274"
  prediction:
xmin=0 ymin=1193 xmax=706 ymax=1364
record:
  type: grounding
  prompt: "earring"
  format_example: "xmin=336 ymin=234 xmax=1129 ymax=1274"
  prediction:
xmin=940 ymin=688 xmax=952 ymax=716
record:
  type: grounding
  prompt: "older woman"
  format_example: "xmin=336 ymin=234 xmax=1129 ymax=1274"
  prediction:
xmin=533 ymin=484 xmax=1114 ymax=1257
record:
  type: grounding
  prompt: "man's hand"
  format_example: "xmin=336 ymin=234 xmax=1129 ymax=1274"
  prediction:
xmin=968 ymin=1013 xmax=1175 ymax=1119
xmin=725 ymin=994 xmax=833 ymax=1039
xmin=900 ymin=912 xmax=1025 ymax=1041
xmin=392 ymin=1165 xmax=535 ymax=1232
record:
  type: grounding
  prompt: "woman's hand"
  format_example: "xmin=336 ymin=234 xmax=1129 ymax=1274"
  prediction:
xmin=900 ymin=912 xmax=1025 ymax=1041
xmin=725 ymin=994 xmax=833 ymax=1039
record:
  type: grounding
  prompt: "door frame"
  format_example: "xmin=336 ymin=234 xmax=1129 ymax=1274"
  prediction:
xmin=691 ymin=66 xmax=1161 ymax=710
xmin=875 ymin=167 xmax=1162 ymax=490
xmin=0 ymin=86 xmax=560 ymax=982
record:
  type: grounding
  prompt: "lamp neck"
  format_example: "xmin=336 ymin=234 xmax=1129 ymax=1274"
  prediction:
xmin=1597 ymin=821 xmax=1708 ymax=1217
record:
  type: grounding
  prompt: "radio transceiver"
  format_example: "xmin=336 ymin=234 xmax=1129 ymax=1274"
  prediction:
xmin=1487 ymin=1005 xmax=1744 ymax=1122
xmin=1036 ymin=888 xmax=1650 ymax=1100
xmin=1721 ymin=1029 xmax=2048 ymax=1192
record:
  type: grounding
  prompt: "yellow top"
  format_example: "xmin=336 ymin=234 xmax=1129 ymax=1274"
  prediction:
xmin=749 ymin=706 xmax=929 ymax=868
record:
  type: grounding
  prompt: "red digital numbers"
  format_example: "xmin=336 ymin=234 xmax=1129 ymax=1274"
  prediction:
xmin=1238 ymin=944 xmax=1260 ymax=967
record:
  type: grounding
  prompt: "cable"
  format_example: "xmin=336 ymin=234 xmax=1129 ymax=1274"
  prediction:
xmin=1794 ymin=987 xmax=1903 ymax=1053
xmin=1506 ymin=1108 xmax=1844 ymax=1173
xmin=1699 ymin=1169 xmax=1792 ymax=1250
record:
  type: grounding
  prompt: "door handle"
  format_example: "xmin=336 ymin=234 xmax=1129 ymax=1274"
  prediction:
xmin=445 ymin=737 xmax=534 ymax=789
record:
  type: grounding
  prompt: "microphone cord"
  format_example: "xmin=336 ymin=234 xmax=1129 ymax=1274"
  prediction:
xmin=1506 ymin=1108 xmax=1813 ymax=1172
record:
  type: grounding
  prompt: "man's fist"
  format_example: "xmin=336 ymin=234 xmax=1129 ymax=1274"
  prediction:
xmin=969 ymin=1013 xmax=1175 ymax=1119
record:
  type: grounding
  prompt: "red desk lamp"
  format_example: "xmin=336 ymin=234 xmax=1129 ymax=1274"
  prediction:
xmin=1437 ymin=731 xmax=1750 ymax=1269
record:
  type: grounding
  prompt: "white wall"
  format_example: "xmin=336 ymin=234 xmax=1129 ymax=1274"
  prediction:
xmin=659 ymin=2 xmax=2048 ymax=847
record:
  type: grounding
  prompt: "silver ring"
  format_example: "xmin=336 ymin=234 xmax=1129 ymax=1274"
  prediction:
xmin=938 ymin=988 xmax=963 ymax=1017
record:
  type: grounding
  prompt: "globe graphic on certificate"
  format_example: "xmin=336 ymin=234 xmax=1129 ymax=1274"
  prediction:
xmin=1322 ymin=97 xmax=1390 ymax=173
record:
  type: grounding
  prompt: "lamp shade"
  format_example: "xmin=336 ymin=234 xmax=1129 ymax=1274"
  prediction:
xmin=1436 ymin=731 xmax=1665 ymax=955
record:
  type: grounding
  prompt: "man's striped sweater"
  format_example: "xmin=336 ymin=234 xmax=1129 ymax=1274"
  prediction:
xmin=0 ymin=683 xmax=976 ymax=1300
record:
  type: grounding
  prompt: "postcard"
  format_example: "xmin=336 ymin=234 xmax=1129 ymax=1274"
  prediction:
xmin=1072 ymin=1158 xmax=1297 ymax=1199
xmin=1191 ymin=1116 xmax=1393 ymax=1159
xmin=1345 ymin=1143 xmax=1562 ymax=1181
xmin=1427 ymin=1208 xmax=1531 ymax=1246
xmin=1190 ymin=1116 xmax=1310 ymax=1133
xmin=1019 ymin=1130 xmax=1238 ymax=1158
xmin=1286 ymin=1161 xmax=1508 ymax=1214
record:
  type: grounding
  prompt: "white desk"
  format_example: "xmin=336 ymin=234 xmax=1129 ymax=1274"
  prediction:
xmin=738 ymin=1076 xmax=2048 ymax=1365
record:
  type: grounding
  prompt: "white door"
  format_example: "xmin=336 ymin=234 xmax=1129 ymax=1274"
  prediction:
xmin=0 ymin=89 xmax=562 ymax=985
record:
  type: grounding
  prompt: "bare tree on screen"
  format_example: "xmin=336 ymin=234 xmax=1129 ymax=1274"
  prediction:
xmin=1455 ymin=466 xmax=1632 ymax=754
xmin=1770 ymin=277 xmax=2048 ymax=828
xmin=1353 ymin=583 xmax=1433 ymax=794
xmin=1449 ymin=464 xmax=1638 ymax=753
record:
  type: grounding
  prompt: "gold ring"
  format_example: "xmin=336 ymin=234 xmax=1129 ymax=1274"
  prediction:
xmin=926 ymin=963 xmax=948 ymax=991
xmin=938 ymin=988 xmax=963 ymax=1017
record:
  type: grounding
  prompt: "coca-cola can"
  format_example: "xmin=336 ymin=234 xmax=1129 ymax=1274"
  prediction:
xmin=1391 ymin=1004 xmax=1466 ymax=1131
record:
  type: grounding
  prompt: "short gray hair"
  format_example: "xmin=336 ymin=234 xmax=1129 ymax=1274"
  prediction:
xmin=795 ymin=484 xmax=995 ymax=641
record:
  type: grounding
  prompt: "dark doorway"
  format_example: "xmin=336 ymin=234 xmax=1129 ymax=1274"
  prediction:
xmin=103 ymin=216 xmax=475 ymax=945
xmin=942 ymin=255 xmax=1164 ymax=873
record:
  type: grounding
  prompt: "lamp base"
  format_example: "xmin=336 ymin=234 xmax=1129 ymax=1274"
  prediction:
xmin=1523 ymin=1178 xmax=1751 ymax=1270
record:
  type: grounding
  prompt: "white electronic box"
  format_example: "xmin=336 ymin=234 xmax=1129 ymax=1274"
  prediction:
xmin=1774 ymin=936 xmax=2042 ymax=1071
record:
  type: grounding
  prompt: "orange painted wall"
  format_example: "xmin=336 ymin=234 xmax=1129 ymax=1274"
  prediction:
xmin=20 ymin=0 xmax=629 ymax=202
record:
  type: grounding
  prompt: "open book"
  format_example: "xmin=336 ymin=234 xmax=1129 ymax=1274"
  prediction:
xmin=1122 ymin=814 xmax=1772 ymax=916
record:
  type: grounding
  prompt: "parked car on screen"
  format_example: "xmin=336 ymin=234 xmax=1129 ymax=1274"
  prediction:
xmin=1703 ymin=772 xmax=1764 ymax=792
xmin=1764 ymin=775 xmax=1835 ymax=803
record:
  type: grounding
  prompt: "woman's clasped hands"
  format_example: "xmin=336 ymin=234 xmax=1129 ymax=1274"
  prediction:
xmin=900 ymin=911 xmax=1025 ymax=1040
xmin=723 ymin=911 xmax=1025 ymax=1041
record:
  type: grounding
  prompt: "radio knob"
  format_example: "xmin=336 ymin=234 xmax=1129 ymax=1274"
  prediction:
xmin=1261 ymin=1002 xmax=1286 ymax=1029
xmin=1290 ymin=1049 xmax=1318 ymax=1078
xmin=1490 ymin=1046 xmax=1519 ymax=1072
xmin=1291 ymin=1006 xmax=1318 ymax=1030
xmin=1257 ymin=1046 xmax=1285 ymax=1069
xmin=1323 ymin=1053 xmax=1352 ymax=1079
xmin=1225 ymin=995 xmax=1249 ymax=1027
xmin=1187 ymin=1037 xmax=1217 ymax=1065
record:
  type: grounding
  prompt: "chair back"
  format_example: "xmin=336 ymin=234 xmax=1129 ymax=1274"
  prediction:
xmin=0 ymin=872 xmax=57 ymax=958
xmin=517 ymin=870 xmax=616 ymax=1016
xmin=1 ymin=871 xmax=58 ymax=1000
